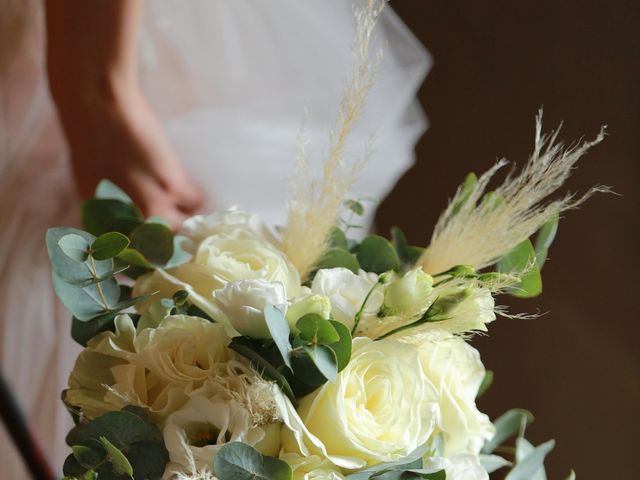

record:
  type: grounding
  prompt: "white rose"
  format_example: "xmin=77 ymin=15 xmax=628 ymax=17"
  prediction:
xmin=311 ymin=268 xmax=383 ymax=330
xmin=423 ymin=454 xmax=488 ymax=480
xmin=410 ymin=330 xmax=495 ymax=456
xmin=65 ymin=315 xmax=233 ymax=422
xmin=214 ymin=279 xmax=288 ymax=339
xmin=133 ymin=210 xmax=302 ymax=325
xmin=180 ymin=208 xmax=279 ymax=252
xmin=281 ymin=337 xmax=439 ymax=469
xmin=163 ymin=396 xmax=267 ymax=478
xmin=382 ymin=268 xmax=434 ymax=317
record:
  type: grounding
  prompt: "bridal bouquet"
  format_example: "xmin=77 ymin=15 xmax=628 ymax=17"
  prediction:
xmin=46 ymin=2 xmax=604 ymax=479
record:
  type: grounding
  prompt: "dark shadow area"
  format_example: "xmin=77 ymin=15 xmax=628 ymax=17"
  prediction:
xmin=379 ymin=1 xmax=640 ymax=477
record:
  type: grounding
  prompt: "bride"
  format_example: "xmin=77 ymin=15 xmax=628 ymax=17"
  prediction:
xmin=0 ymin=0 xmax=429 ymax=476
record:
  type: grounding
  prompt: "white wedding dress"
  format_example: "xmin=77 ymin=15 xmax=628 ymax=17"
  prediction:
xmin=0 ymin=0 xmax=430 ymax=477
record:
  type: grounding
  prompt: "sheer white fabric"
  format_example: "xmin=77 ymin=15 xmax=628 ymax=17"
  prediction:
xmin=0 ymin=0 xmax=430 ymax=477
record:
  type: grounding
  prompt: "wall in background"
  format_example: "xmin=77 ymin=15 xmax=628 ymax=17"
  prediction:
xmin=378 ymin=1 xmax=639 ymax=477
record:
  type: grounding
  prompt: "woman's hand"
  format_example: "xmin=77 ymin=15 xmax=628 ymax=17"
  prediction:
xmin=46 ymin=0 xmax=205 ymax=229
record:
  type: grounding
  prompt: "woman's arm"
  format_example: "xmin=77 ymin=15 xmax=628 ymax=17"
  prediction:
xmin=45 ymin=0 xmax=204 ymax=227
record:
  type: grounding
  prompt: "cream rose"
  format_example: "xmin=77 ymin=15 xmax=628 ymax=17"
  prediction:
xmin=281 ymin=337 xmax=439 ymax=469
xmin=310 ymin=268 xmax=383 ymax=330
xmin=410 ymin=330 xmax=495 ymax=456
xmin=133 ymin=209 xmax=301 ymax=325
xmin=65 ymin=314 xmax=233 ymax=422
xmin=214 ymin=279 xmax=288 ymax=339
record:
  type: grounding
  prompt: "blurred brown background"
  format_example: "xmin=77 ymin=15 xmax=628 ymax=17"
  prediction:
xmin=377 ymin=1 xmax=639 ymax=478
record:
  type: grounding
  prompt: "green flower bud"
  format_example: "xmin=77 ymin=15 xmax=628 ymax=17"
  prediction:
xmin=426 ymin=288 xmax=472 ymax=321
xmin=286 ymin=294 xmax=332 ymax=330
xmin=382 ymin=268 xmax=434 ymax=317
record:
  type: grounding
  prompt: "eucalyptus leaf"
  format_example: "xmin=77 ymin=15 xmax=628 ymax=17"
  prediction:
xmin=356 ymin=235 xmax=400 ymax=274
xmin=99 ymin=436 xmax=134 ymax=477
xmin=390 ymin=227 xmax=424 ymax=267
xmin=164 ymin=235 xmax=192 ymax=269
xmin=59 ymin=234 xmax=91 ymax=262
xmin=497 ymin=239 xmax=542 ymax=298
xmin=296 ymin=314 xmax=340 ymax=344
xmin=326 ymin=320 xmax=352 ymax=371
xmin=214 ymin=442 xmax=292 ymax=480
xmin=117 ymin=248 xmax=154 ymax=269
xmin=515 ymin=437 xmax=547 ymax=480
xmin=71 ymin=313 xmax=117 ymax=346
xmin=72 ymin=445 xmax=102 ymax=469
xmin=82 ymin=198 xmax=143 ymax=236
xmin=315 ymin=247 xmax=360 ymax=274
xmin=477 ymin=370 xmax=494 ymax=398
xmin=482 ymin=409 xmax=534 ymax=454
xmin=505 ymin=440 xmax=555 ymax=480
xmin=91 ymin=232 xmax=130 ymax=261
xmin=480 ymin=454 xmax=512 ymax=474
xmin=346 ymin=444 xmax=429 ymax=480
xmin=345 ymin=199 xmax=366 ymax=216
xmin=47 ymin=228 xmax=112 ymax=285
xmin=328 ymin=226 xmax=349 ymax=249
xmin=129 ymin=223 xmax=174 ymax=266
xmin=52 ymin=271 xmax=108 ymax=320
xmin=534 ymin=214 xmax=559 ymax=269
xmin=264 ymin=304 xmax=293 ymax=369
xmin=95 ymin=180 xmax=133 ymax=204
xmin=303 ymin=344 xmax=337 ymax=383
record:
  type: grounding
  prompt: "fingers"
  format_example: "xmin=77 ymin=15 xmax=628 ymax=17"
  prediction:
xmin=174 ymin=181 xmax=206 ymax=215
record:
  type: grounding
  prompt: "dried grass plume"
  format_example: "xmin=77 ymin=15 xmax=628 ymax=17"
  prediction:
xmin=418 ymin=111 xmax=608 ymax=274
xmin=281 ymin=0 xmax=385 ymax=280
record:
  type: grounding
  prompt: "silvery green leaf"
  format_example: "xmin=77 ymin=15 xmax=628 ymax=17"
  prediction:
xmin=164 ymin=235 xmax=192 ymax=269
xmin=356 ymin=235 xmax=400 ymax=274
xmin=482 ymin=409 xmax=534 ymax=454
xmin=516 ymin=437 xmax=546 ymax=480
xmin=264 ymin=304 xmax=292 ymax=369
xmin=326 ymin=320 xmax=352 ymax=371
xmin=59 ymin=234 xmax=90 ymax=262
xmin=47 ymin=228 xmax=106 ymax=285
xmin=303 ymin=345 xmax=337 ymax=383
xmin=214 ymin=442 xmax=292 ymax=480
xmin=95 ymin=180 xmax=133 ymax=203
xmin=480 ymin=454 xmax=512 ymax=473
xmin=497 ymin=240 xmax=542 ymax=298
xmin=346 ymin=444 xmax=430 ymax=479
xmin=52 ymin=272 xmax=107 ymax=320
xmin=505 ymin=439 xmax=555 ymax=480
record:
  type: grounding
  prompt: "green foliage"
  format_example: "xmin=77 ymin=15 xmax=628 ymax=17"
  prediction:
xmin=63 ymin=409 xmax=168 ymax=480
xmin=129 ymin=223 xmax=174 ymax=266
xmin=345 ymin=444 xmax=445 ymax=480
xmin=264 ymin=304 xmax=293 ymax=369
xmin=390 ymin=227 xmax=424 ymax=269
xmin=497 ymin=239 xmax=543 ymax=298
xmin=345 ymin=199 xmax=366 ymax=216
xmin=534 ymin=214 xmax=559 ymax=269
xmin=297 ymin=314 xmax=340 ymax=344
xmin=356 ymin=235 xmax=400 ymax=274
xmin=91 ymin=232 xmax=130 ymax=261
xmin=95 ymin=180 xmax=133 ymax=204
xmin=477 ymin=370 xmax=494 ymax=398
xmin=82 ymin=198 xmax=143 ymax=237
xmin=71 ymin=313 xmax=117 ymax=347
xmin=315 ymin=247 xmax=361 ymax=273
xmin=505 ymin=439 xmax=555 ymax=480
xmin=482 ymin=409 xmax=534 ymax=454
xmin=214 ymin=442 xmax=292 ymax=480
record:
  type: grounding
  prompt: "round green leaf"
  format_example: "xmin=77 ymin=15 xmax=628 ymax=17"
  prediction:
xmin=95 ymin=180 xmax=133 ymax=203
xmin=82 ymin=198 xmax=143 ymax=237
xmin=356 ymin=235 xmax=400 ymax=274
xmin=264 ymin=304 xmax=293 ymax=369
xmin=296 ymin=314 xmax=340 ymax=344
xmin=214 ymin=442 xmax=292 ymax=480
xmin=59 ymin=233 xmax=90 ymax=262
xmin=91 ymin=232 xmax=130 ymax=261
xmin=129 ymin=223 xmax=174 ymax=266
xmin=316 ymin=247 xmax=360 ymax=273
xmin=326 ymin=320 xmax=352 ymax=371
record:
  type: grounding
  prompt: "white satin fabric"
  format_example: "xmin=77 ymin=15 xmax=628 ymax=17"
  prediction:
xmin=0 ymin=0 xmax=430 ymax=477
